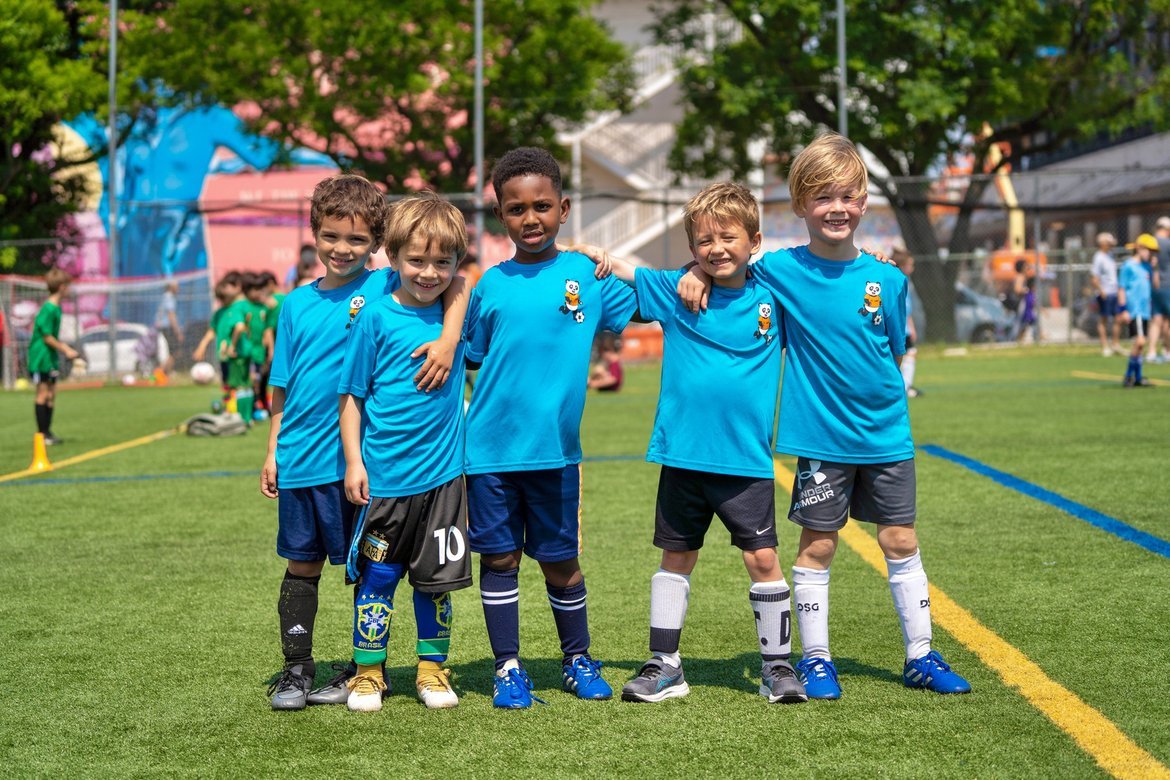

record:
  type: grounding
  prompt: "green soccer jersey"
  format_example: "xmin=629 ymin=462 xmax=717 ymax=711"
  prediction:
xmin=265 ymin=293 xmax=286 ymax=333
xmin=243 ymin=300 xmax=268 ymax=362
xmin=216 ymin=298 xmax=248 ymax=361
xmin=27 ymin=300 xmax=62 ymax=374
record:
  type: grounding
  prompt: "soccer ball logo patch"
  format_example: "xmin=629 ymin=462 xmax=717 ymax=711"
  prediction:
xmin=560 ymin=279 xmax=585 ymax=323
xmin=346 ymin=294 xmax=366 ymax=330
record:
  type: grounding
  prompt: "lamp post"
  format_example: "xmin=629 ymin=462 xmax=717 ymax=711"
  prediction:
xmin=107 ymin=0 xmax=119 ymax=379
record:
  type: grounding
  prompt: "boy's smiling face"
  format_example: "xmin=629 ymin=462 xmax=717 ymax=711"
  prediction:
xmin=689 ymin=215 xmax=761 ymax=288
xmin=391 ymin=233 xmax=456 ymax=307
xmin=315 ymin=214 xmax=376 ymax=284
xmin=494 ymin=174 xmax=569 ymax=263
xmin=794 ymin=183 xmax=867 ymax=259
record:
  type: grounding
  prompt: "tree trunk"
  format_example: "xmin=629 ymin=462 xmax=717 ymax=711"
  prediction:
xmin=887 ymin=179 xmax=958 ymax=343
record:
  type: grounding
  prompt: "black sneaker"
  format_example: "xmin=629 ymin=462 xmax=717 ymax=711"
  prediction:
xmin=307 ymin=662 xmax=365 ymax=706
xmin=268 ymin=662 xmax=314 ymax=710
xmin=760 ymin=659 xmax=808 ymax=703
xmin=620 ymin=658 xmax=689 ymax=703
xmin=43 ymin=434 xmax=63 ymax=446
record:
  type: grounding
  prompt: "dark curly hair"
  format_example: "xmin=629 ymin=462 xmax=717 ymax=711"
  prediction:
xmin=491 ymin=147 xmax=562 ymax=201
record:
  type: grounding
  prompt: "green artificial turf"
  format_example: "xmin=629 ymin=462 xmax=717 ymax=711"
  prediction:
xmin=0 ymin=346 xmax=1166 ymax=778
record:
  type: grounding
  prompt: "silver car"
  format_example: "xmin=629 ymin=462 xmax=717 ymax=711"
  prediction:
xmin=954 ymin=283 xmax=1015 ymax=343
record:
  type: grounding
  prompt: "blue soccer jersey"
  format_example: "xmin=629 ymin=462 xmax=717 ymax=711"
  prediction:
xmin=269 ymin=268 xmax=398 ymax=488
xmin=1120 ymin=259 xmax=1152 ymax=319
xmin=337 ymin=296 xmax=465 ymax=497
xmin=635 ymin=267 xmax=783 ymax=479
xmin=749 ymin=246 xmax=912 ymax=464
xmin=464 ymin=250 xmax=638 ymax=473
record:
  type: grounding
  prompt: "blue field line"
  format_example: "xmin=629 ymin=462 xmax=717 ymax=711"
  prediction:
xmin=922 ymin=444 xmax=1170 ymax=560
xmin=0 ymin=469 xmax=255 ymax=488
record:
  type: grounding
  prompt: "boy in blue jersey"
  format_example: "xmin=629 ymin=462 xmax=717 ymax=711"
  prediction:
xmin=338 ymin=192 xmax=472 ymax=712
xmin=571 ymin=182 xmax=807 ymax=705
xmin=1118 ymin=234 xmax=1155 ymax=387
xmin=681 ymin=133 xmax=971 ymax=699
xmin=260 ymin=175 xmax=467 ymax=710
xmin=465 ymin=147 xmax=637 ymax=708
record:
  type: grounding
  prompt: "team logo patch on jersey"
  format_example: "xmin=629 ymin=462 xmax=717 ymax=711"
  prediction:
xmin=356 ymin=603 xmax=392 ymax=643
xmin=754 ymin=301 xmax=775 ymax=345
xmin=857 ymin=281 xmax=882 ymax=325
xmin=559 ymin=279 xmax=586 ymax=323
xmin=346 ymin=294 xmax=366 ymax=329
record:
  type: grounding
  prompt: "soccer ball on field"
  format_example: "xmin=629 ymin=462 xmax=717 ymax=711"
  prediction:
xmin=190 ymin=361 xmax=217 ymax=385
xmin=121 ymin=373 xmax=137 ymax=386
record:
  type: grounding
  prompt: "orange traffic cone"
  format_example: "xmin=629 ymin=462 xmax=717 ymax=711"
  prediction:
xmin=29 ymin=433 xmax=53 ymax=472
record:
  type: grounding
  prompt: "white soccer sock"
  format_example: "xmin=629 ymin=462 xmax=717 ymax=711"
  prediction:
xmin=749 ymin=579 xmax=792 ymax=662
xmin=901 ymin=349 xmax=917 ymax=390
xmin=792 ymin=566 xmax=830 ymax=661
xmin=649 ymin=569 xmax=690 ymax=664
xmin=886 ymin=551 xmax=933 ymax=661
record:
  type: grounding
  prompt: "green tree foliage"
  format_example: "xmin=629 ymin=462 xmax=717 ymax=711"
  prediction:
xmin=96 ymin=0 xmax=633 ymax=192
xmin=0 ymin=0 xmax=105 ymax=272
xmin=654 ymin=0 xmax=1170 ymax=337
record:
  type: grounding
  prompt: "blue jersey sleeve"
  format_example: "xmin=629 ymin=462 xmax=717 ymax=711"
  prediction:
xmin=337 ymin=310 xmax=377 ymax=399
xmin=598 ymin=273 xmax=638 ymax=332
xmin=633 ymin=267 xmax=683 ymax=324
xmin=747 ymin=251 xmax=789 ymax=296
xmin=268 ymin=299 xmax=294 ymax=388
xmin=464 ymin=286 xmax=488 ymax=363
xmin=885 ymin=272 xmax=909 ymax=356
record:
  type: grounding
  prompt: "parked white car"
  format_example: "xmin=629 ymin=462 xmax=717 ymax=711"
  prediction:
xmin=76 ymin=323 xmax=170 ymax=376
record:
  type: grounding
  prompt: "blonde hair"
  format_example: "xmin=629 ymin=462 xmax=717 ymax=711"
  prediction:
xmin=384 ymin=191 xmax=468 ymax=261
xmin=787 ymin=132 xmax=868 ymax=209
xmin=682 ymin=182 xmax=760 ymax=246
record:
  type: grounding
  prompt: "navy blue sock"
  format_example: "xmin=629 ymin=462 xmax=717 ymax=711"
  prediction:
xmin=546 ymin=578 xmax=590 ymax=663
xmin=1135 ymin=355 xmax=1144 ymax=383
xmin=480 ymin=567 xmax=520 ymax=670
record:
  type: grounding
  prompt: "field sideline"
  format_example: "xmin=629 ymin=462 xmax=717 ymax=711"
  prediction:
xmin=1 ymin=347 xmax=1167 ymax=778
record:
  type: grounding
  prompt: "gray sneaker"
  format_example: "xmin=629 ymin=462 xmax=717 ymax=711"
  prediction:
xmin=620 ymin=658 xmax=690 ymax=703
xmin=307 ymin=662 xmax=357 ymax=705
xmin=760 ymin=659 xmax=808 ymax=703
xmin=268 ymin=663 xmax=314 ymax=710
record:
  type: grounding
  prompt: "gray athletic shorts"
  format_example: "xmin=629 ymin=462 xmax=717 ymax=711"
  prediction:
xmin=654 ymin=465 xmax=778 ymax=551
xmin=357 ymin=475 xmax=472 ymax=593
xmin=788 ymin=458 xmax=916 ymax=531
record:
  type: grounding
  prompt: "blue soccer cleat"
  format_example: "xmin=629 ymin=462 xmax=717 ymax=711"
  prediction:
xmin=795 ymin=657 xmax=842 ymax=700
xmin=493 ymin=665 xmax=545 ymax=709
xmin=903 ymin=650 xmax=971 ymax=694
xmin=562 ymin=655 xmax=613 ymax=700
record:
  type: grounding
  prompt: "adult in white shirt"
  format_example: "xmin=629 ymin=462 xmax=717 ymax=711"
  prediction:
xmin=1090 ymin=231 xmax=1122 ymax=356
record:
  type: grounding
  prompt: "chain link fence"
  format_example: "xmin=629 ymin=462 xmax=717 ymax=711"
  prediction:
xmin=1 ymin=270 xmax=211 ymax=388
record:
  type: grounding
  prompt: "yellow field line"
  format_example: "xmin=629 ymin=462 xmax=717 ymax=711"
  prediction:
xmin=775 ymin=462 xmax=1170 ymax=780
xmin=1072 ymin=369 xmax=1170 ymax=387
xmin=0 ymin=428 xmax=176 ymax=484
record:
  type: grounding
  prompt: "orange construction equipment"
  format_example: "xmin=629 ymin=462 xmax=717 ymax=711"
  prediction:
xmin=982 ymin=123 xmax=1049 ymax=300
xmin=28 ymin=433 xmax=53 ymax=472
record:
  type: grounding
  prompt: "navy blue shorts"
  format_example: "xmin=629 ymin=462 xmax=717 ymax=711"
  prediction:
xmin=466 ymin=465 xmax=582 ymax=562
xmin=1097 ymin=294 xmax=1120 ymax=319
xmin=277 ymin=481 xmax=357 ymax=565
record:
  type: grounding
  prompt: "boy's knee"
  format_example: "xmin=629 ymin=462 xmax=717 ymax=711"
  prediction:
xmin=482 ymin=550 xmax=522 ymax=572
xmin=876 ymin=524 xmax=919 ymax=559
xmin=286 ymin=559 xmax=325 ymax=578
xmin=741 ymin=547 xmax=781 ymax=581
xmin=538 ymin=556 xmax=582 ymax=587
xmin=660 ymin=549 xmax=699 ymax=575
xmin=796 ymin=530 xmax=838 ymax=568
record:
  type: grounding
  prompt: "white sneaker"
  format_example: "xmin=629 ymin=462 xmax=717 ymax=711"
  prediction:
xmin=1103 ymin=347 xmax=1113 ymax=357
xmin=416 ymin=661 xmax=459 ymax=709
xmin=346 ymin=666 xmax=387 ymax=712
